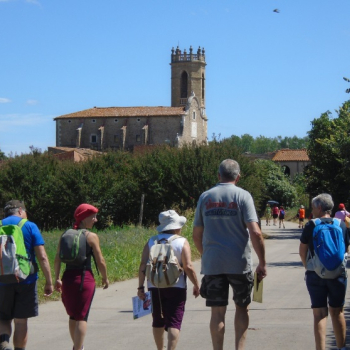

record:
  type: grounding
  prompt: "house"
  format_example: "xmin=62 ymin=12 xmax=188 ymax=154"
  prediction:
xmin=272 ymin=148 xmax=310 ymax=177
xmin=53 ymin=46 xmax=208 ymax=152
xmin=48 ymin=147 xmax=102 ymax=162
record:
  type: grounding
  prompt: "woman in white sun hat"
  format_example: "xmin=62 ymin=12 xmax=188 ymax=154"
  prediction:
xmin=137 ymin=210 xmax=200 ymax=350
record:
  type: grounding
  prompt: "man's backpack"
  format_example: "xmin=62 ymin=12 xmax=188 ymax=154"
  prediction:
xmin=145 ymin=235 xmax=183 ymax=288
xmin=0 ymin=219 xmax=34 ymax=284
xmin=59 ymin=229 xmax=88 ymax=266
xmin=280 ymin=209 xmax=285 ymax=216
xmin=307 ymin=218 xmax=347 ymax=279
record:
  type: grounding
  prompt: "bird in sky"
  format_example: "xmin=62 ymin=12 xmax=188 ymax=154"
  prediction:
xmin=346 ymin=88 xmax=350 ymax=94
xmin=273 ymin=9 xmax=280 ymax=13
xmin=343 ymin=77 xmax=350 ymax=82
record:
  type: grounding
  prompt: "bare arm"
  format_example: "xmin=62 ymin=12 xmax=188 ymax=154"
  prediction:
xmin=181 ymin=240 xmax=200 ymax=297
xmin=299 ymin=242 xmax=308 ymax=267
xmin=246 ymin=221 xmax=267 ymax=280
xmin=87 ymin=232 xmax=109 ymax=289
xmin=192 ymin=226 xmax=204 ymax=255
xmin=137 ymin=242 xmax=149 ymax=300
xmin=53 ymin=241 xmax=62 ymax=293
xmin=34 ymin=245 xmax=53 ymax=297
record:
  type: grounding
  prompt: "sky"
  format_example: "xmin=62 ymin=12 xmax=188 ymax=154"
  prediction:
xmin=1 ymin=0 xmax=350 ymax=156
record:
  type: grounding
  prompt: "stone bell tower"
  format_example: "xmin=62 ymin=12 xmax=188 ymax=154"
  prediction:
xmin=170 ymin=46 xmax=206 ymax=109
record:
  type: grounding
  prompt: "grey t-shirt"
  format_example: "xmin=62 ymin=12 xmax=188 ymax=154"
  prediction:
xmin=193 ymin=183 xmax=258 ymax=275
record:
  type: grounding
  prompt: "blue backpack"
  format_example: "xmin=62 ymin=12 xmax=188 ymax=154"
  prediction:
xmin=308 ymin=218 xmax=347 ymax=279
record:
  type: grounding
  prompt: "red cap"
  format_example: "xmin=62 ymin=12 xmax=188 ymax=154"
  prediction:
xmin=73 ymin=203 xmax=98 ymax=229
xmin=339 ymin=203 xmax=345 ymax=210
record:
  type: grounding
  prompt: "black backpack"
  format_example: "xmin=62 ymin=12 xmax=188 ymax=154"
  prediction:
xmin=59 ymin=229 xmax=99 ymax=291
xmin=59 ymin=229 xmax=88 ymax=266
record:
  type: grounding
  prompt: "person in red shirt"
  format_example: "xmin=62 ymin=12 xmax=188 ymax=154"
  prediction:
xmin=272 ymin=205 xmax=279 ymax=226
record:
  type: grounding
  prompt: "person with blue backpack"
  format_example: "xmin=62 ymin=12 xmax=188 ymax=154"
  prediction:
xmin=299 ymin=193 xmax=349 ymax=350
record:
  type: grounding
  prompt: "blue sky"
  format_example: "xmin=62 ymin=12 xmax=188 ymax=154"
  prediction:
xmin=1 ymin=0 xmax=350 ymax=155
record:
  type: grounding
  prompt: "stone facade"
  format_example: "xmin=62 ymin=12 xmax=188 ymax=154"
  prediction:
xmin=54 ymin=46 xmax=208 ymax=151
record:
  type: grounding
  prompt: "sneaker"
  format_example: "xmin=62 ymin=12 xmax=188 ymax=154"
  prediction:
xmin=0 ymin=342 xmax=12 ymax=350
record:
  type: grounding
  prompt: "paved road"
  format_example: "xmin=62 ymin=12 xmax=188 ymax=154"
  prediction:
xmin=27 ymin=220 xmax=349 ymax=349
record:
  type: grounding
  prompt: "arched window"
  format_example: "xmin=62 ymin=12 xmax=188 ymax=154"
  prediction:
xmin=283 ymin=165 xmax=291 ymax=176
xmin=180 ymin=71 xmax=188 ymax=98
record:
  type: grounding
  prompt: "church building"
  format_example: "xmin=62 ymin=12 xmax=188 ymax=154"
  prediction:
xmin=53 ymin=46 xmax=208 ymax=151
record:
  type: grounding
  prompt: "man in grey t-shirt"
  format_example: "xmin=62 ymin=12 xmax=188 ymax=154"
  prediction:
xmin=193 ymin=159 xmax=267 ymax=350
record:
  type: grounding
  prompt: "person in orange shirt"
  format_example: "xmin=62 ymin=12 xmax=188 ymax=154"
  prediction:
xmin=298 ymin=205 xmax=306 ymax=229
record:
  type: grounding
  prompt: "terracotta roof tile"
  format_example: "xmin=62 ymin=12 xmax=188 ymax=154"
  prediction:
xmin=272 ymin=148 xmax=310 ymax=162
xmin=54 ymin=106 xmax=186 ymax=120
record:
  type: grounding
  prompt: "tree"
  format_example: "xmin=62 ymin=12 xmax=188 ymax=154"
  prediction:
xmin=255 ymin=159 xmax=298 ymax=212
xmin=227 ymin=134 xmax=308 ymax=153
xmin=0 ymin=149 xmax=7 ymax=161
xmin=305 ymin=100 xmax=350 ymax=208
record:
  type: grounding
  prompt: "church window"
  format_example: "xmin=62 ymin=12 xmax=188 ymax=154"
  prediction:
xmin=114 ymin=135 xmax=119 ymax=144
xmin=191 ymin=122 xmax=197 ymax=138
xmin=114 ymin=119 xmax=118 ymax=123
xmin=68 ymin=120 xmax=71 ymax=123
xmin=91 ymin=134 xmax=97 ymax=143
xmin=193 ymin=111 xmax=196 ymax=120
xmin=137 ymin=118 xmax=141 ymax=122
xmin=180 ymin=71 xmax=188 ymax=98
xmin=136 ymin=135 xmax=141 ymax=142
xmin=92 ymin=119 xmax=96 ymax=123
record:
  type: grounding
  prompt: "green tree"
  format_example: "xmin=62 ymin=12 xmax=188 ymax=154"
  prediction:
xmin=227 ymin=134 xmax=308 ymax=153
xmin=255 ymin=159 xmax=298 ymax=212
xmin=305 ymin=100 xmax=350 ymax=208
xmin=0 ymin=149 xmax=7 ymax=161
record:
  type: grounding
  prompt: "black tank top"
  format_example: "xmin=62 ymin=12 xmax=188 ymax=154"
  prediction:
xmin=65 ymin=232 xmax=93 ymax=270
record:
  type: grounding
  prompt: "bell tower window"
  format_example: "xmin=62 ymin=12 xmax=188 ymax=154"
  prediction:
xmin=180 ymin=71 xmax=188 ymax=98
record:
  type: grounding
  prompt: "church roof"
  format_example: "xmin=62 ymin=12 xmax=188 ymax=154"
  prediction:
xmin=54 ymin=106 xmax=186 ymax=120
xmin=272 ymin=148 xmax=310 ymax=162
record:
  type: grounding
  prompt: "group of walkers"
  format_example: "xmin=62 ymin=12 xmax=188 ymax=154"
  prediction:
xmin=0 ymin=201 xmax=109 ymax=350
xmin=0 ymin=158 xmax=349 ymax=350
xmin=264 ymin=203 xmax=285 ymax=228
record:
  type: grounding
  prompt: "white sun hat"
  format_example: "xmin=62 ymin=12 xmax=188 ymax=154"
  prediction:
xmin=156 ymin=210 xmax=187 ymax=232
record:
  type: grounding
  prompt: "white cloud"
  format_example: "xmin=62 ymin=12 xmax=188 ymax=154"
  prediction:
xmin=26 ymin=99 xmax=38 ymax=105
xmin=0 ymin=98 xmax=11 ymax=103
xmin=0 ymin=113 xmax=53 ymax=131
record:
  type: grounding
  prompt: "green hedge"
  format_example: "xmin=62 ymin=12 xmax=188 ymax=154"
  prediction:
xmin=0 ymin=142 xmax=264 ymax=230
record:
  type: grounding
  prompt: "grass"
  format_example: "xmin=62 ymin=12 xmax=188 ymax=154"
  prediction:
xmin=37 ymin=211 xmax=200 ymax=303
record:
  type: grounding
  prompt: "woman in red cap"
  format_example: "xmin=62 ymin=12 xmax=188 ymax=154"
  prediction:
xmin=334 ymin=203 xmax=350 ymax=221
xmin=54 ymin=204 xmax=109 ymax=350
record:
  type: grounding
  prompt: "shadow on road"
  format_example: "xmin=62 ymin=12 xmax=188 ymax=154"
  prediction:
xmin=263 ymin=229 xmax=301 ymax=240
xmin=325 ymin=304 xmax=350 ymax=349
xmin=267 ymin=261 xmax=304 ymax=268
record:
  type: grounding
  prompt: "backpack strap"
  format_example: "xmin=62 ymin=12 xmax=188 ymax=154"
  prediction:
xmin=17 ymin=219 xmax=28 ymax=229
xmin=312 ymin=218 xmax=321 ymax=226
xmin=332 ymin=218 xmax=341 ymax=227
xmin=156 ymin=234 xmax=181 ymax=244
xmin=167 ymin=234 xmax=181 ymax=243
xmin=83 ymin=230 xmax=100 ymax=276
xmin=312 ymin=218 xmax=340 ymax=227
